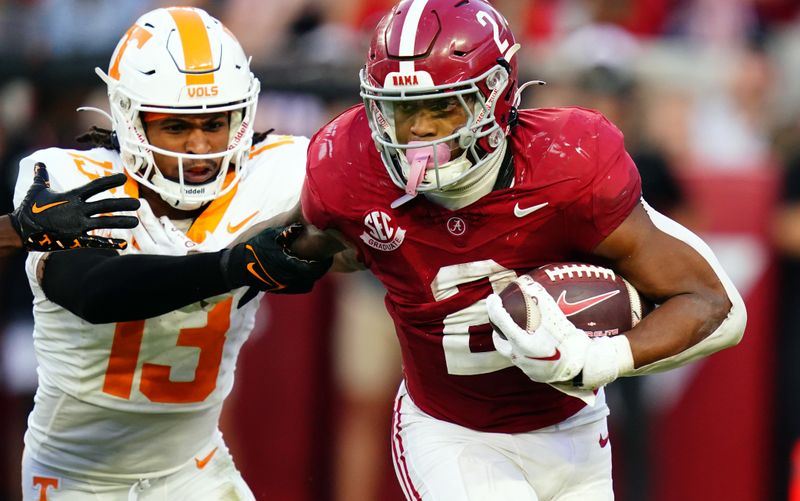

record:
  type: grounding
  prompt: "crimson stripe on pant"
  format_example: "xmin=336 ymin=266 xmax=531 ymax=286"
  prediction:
xmin=391 ymin=394 xmax=423 ymax=501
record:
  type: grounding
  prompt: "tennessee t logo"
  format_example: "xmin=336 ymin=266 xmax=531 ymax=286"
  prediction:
xmin=556 ymin=290 xmax=620 ymax=317
xmin=32 ymin=476 xmax=59 ymax=501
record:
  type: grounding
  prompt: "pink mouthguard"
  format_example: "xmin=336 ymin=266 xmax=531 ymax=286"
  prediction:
xmin=404 ymin=141 xmax=451 ymax=197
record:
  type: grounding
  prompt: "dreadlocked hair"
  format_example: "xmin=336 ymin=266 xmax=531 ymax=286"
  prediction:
xmin=76 ymin=126 xmax=119 ymax=150
xmin=75 ymin=127 xmax=275 ymax=151
xmin=252 ymin=128 xmax=274 ymax=145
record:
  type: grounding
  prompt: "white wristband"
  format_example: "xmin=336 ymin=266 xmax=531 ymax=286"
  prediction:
xmin=580 ymin=335 xmax=635 ymax=389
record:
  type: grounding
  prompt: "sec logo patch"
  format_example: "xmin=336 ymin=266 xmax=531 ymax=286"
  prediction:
xmin=360 ymin=209 xmax=406 ymax=251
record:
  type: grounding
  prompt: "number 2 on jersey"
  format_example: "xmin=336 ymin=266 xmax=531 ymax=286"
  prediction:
xmin=102 ymin=298 xmax=232 ymax=403
xmin=432 ymin=260 xmax=517 ymax=375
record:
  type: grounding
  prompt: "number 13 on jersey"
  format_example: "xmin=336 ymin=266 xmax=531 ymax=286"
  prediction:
xmin=102 ymin=298 xmax=233 ymax=403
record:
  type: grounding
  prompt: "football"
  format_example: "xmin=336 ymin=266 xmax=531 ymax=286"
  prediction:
xmin=495 ymin=263 xmax=653 ymax=339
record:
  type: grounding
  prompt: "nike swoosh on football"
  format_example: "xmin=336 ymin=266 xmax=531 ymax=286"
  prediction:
xmin=195 ymin=447 xmax=219 ymax=470
xmin=526 ymin=347 xmax=561 ymax=361
xmin=227 ymin=211 xmax=259 ymax=233
xmin=556 ymin=290 xmax=620 ymax=317
xmin=31 ymin=200 xmax=69 ymax=214
xmin=514 ymin=201 xmax=548 ymax=218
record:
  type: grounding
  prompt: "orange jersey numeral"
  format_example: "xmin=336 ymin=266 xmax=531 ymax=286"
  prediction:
xmin=102 ymin=298 xmax=233 ymax=403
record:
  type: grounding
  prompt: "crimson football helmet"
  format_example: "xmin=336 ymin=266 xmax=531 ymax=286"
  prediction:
xmin=96 ymin=7 xmax=259 ymax=211
xmin=360 ymin=0 xmax=521 ymax=201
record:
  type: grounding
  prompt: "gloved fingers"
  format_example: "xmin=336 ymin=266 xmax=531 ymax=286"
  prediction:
xmin=276 ymin=223 xmax=306 ymax=247
xmin=32 ymin=162 xmax=51 ymax=188
xmin=76 ymin=235 xmax=131 ymax=250
xmin=524 ymin=280 xmax=582 ymax=342
xmin=507 ymin=325 xmax=562 ymax=361
xmin=85 ymin=215 xmax=140 ymax=231
xmin=492 ymin=330 xmax=514 ymax=359
xmin=486 ymin=293 xmax=528 ymax=342
xmin=83 ymin=197 xmax=141 ymax=216
xmin=73 ymin=173 xmax=130 ymax=201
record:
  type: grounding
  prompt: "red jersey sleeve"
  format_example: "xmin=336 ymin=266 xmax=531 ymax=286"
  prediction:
xmin=568 ymin=113 xmax=641 ymax=252
xmin=300 ymin=175 xmax=332 ymax=230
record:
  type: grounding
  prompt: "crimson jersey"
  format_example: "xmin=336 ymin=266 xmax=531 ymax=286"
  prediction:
xmin=302 ymin=105 xmax=641 ymax=433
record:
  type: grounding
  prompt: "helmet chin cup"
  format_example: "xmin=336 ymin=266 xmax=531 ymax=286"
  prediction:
xmin=150 ymin=169 xmax=220 ymax=211
xmin=458 ymin=128 xmax=476 ymax=150
xmin=488 ymin=129 xmax=504 ymax=148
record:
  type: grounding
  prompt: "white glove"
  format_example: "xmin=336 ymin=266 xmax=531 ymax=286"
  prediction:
xmin=487 ymin=291 xmax=589 ymax=384
xmin=487 ymin=279 xmax=636 ymax=390
xmin=130 ymin=200 xmax=197 ymax=256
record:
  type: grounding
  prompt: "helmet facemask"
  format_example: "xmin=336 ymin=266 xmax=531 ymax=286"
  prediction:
xmin=101 ymin=76 xmax=260 ymax=211
xmin=361 ymin=64 xmax=512 ymax=207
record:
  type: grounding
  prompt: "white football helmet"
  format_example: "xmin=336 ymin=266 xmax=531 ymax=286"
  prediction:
xmin=97 ymin=6 xmax=260 ymax=210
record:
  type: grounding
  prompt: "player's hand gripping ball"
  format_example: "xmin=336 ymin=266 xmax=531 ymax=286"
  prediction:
xmin=487 ymin=263 xmax=653 ymax=387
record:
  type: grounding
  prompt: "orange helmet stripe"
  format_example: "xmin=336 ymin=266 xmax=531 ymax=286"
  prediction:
xmin=167 ymin=7 xmax=215 ymax=86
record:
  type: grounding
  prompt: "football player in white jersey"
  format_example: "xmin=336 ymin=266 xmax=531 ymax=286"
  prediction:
xmin=1 ymin=163 xmax=139 ymax=256
xmin=13 ymin=7 xmax=330 ymax=501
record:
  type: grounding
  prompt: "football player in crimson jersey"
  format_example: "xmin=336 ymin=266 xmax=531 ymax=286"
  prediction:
xmin=285 ymin=0 xmax=747 ymax=499
xmin=13 ymin=7 xmax=329 ymax=501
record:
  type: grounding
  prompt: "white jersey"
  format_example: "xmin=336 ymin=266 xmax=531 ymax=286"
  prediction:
xmin=13 ymin=135 xmax=307 ymax=479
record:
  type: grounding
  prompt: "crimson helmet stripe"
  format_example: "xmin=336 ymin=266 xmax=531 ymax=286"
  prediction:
xmin=398 ymin=0 xmax=429 ymax=74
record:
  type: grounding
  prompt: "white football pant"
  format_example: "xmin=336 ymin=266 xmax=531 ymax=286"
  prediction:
xmin=391 ymin=383 xmax=614 ymax=501
xmin=21 ymin=431 xmax=254 ymax=501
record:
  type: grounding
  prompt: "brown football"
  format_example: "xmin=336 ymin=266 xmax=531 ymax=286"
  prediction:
xmin=495 ymin=262 xmax=653 ymax=339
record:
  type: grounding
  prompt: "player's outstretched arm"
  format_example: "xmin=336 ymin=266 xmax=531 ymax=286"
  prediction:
xmin=39 ymin=223 xmax=332 ymax=324
xmin=6 ymin=162 xmax=140 ymax=256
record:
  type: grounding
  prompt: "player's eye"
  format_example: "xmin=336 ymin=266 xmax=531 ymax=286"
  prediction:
xmin=397 ymin=102 xmax=419 ymax=114
xmin=203 ymin=119 xmax=227 ymax=132
xmin=161 ymin=121 xmax=189 ymax=133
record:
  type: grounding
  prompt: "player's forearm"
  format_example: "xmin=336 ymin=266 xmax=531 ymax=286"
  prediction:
xmin=42 ymin=248 xmax=232 ymax=324
xmin=624 ymin=289 xmax=732 ymax=368
xmin=0 ymin=215 xmax=22 ymax=257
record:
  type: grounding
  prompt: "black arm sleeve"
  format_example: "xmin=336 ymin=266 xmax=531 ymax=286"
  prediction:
xmin=42 ymin=248 xmax=232 ymax=324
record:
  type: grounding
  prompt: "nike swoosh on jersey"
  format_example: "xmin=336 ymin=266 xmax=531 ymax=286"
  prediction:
xmin=513 ymin=202 xmax=548 ymax=218
xmin=195 ymin=447 xmax=219 ymax=470
xmin=556 ymin=290 xmax=620 ymax=317
xmin=526 ymin=348 xmax=561 ymax=361
xmin=31 ymin=200 xmax=69 ymax=214
xmin=599 ymin=434 xmax=610 ymax=448
xmin=227 ymin=211 xmax=259 ymax=233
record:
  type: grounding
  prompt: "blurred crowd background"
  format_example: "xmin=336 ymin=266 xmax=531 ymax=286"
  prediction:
xmin=0 ymin=0 xmax=798 ymax=500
